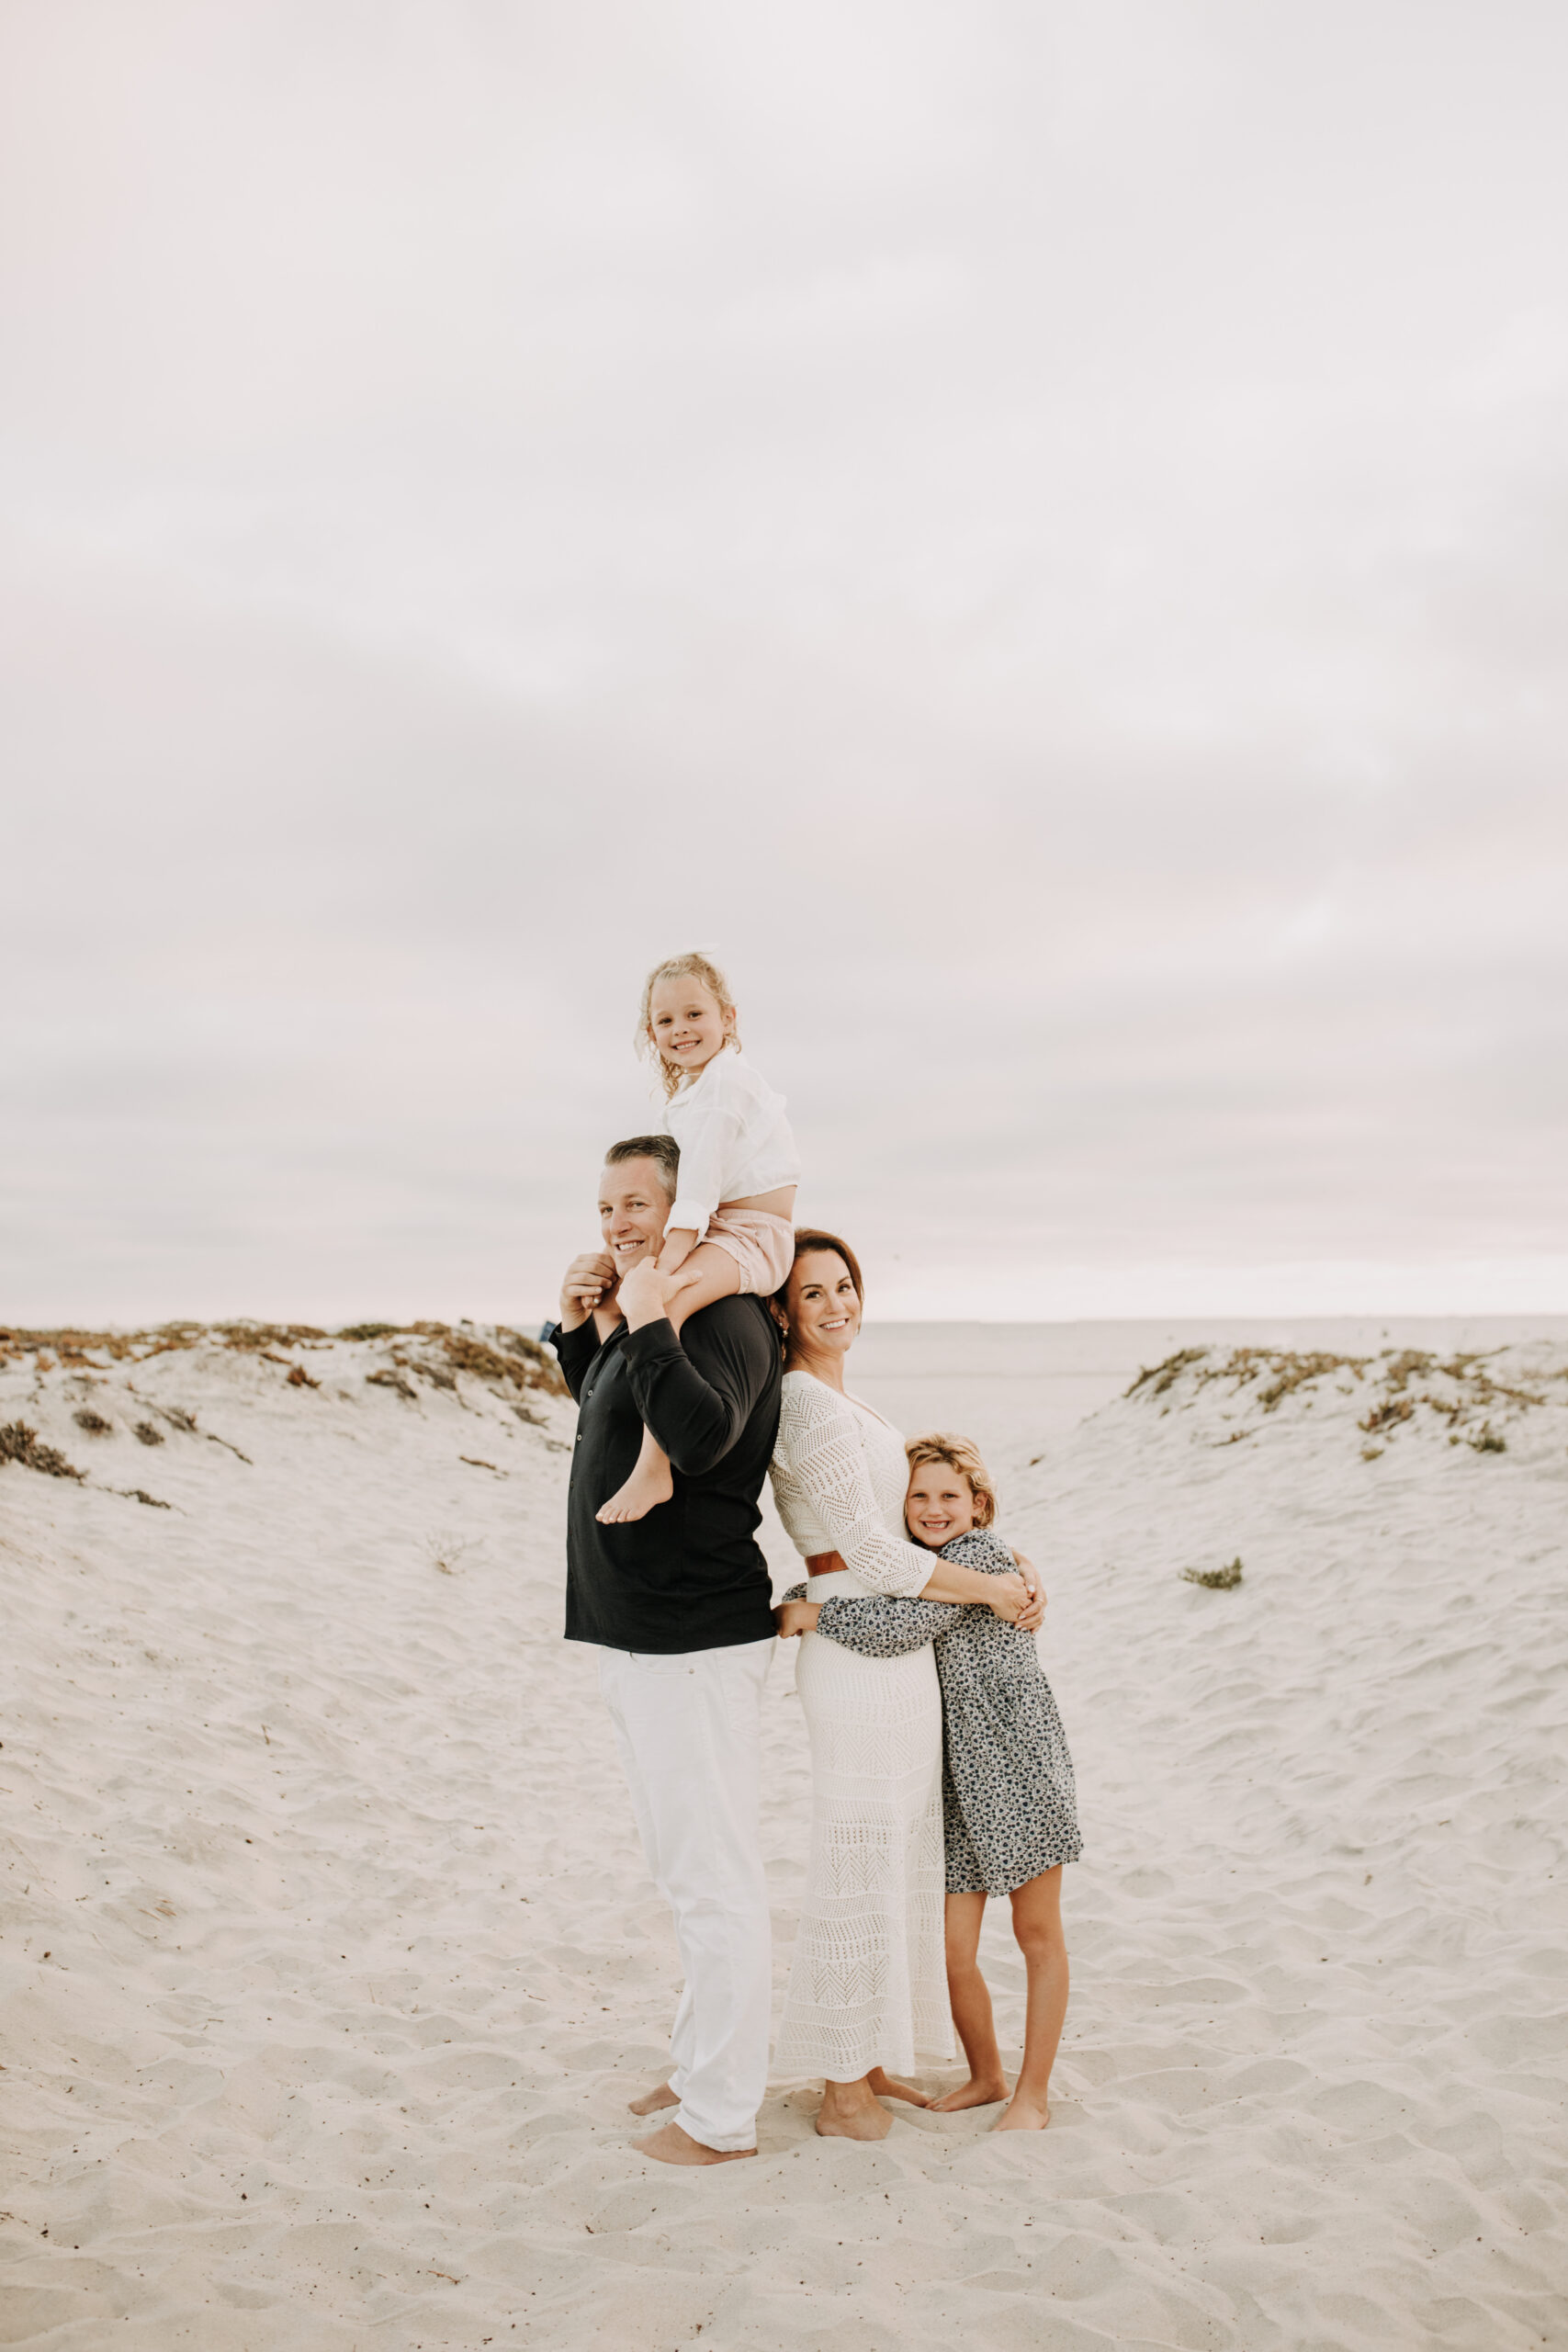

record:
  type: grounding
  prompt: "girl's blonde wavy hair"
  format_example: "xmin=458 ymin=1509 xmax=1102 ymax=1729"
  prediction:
xmin=904 ymin=1431 xmax=998 ymax=1530
xmin=637 ymin=952 xmax=740 ymax=1100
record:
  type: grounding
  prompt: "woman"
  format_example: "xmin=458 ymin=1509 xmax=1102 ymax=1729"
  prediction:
xmin=768 ymin=1230 xmax=1044 ymax=2141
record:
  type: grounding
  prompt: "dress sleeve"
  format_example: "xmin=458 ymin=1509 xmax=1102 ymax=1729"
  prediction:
xmin=814 ymin=1593 xmax=959 ymax=1658
xmin=774 ymin=1379 xmax=934 ymax=1599
xmin=666 ymin=1058 xmax=750 ymax=1236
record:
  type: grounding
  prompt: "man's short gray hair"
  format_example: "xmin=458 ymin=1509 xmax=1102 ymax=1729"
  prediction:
xmin=604 ymin=1133 xmax=680 ymax=1200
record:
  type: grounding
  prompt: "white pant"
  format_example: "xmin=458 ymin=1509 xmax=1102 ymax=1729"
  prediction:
xmin=598 ymin=1637 xmax=774 ymax=2152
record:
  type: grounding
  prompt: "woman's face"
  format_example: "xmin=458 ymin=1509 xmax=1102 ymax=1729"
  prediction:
xmin=785 ymin=1251 xmax=861 ymax=1357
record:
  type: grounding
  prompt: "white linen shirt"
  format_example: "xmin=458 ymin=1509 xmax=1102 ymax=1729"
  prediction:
xmin=663 ymin=1047 xmax=799 ymax=1237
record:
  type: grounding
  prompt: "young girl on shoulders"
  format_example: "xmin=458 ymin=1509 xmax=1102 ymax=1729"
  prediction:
xmin=594 ymin=951 xmax=798 ymax=1523
xmin=776 ymin=1433 xmax=1080 ymax=2130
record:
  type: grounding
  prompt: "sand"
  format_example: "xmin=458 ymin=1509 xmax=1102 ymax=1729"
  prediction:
xmin=2 ymin=1320 xmax=1565 ymax=2349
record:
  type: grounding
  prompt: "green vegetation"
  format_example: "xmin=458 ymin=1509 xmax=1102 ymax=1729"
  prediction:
xmin=0 ymin=1422 xmax=85 ymax=1480
xmin=0 ymin=1318 xmax=567 ymax=1397
xmin=1181 ymin=1557 xmax=1244 ymax=1590
xmin=1128 ymin=1341 xmax=1547 ymax=1459
xmin=1126 ymin=1347 xmax=1206 ymax=1398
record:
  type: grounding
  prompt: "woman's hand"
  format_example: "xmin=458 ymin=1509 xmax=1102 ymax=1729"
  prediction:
xmin=1010 ymin=1548 xmax=1047 ymax=1632
xmin=984 ymin=1573 xmax=1042 ymax=1628
xmin=1010 ymin=1547 xmax=1043 ymax=1600
xmin=775 ymin=1600 xmax=821 ymax=1638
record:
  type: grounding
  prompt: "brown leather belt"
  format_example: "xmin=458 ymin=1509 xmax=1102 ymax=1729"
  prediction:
xmin=805 ymin=1552 xmax=845 ymax=1578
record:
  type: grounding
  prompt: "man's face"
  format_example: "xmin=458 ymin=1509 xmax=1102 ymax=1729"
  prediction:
xmin=597 ymin=1159 xmax=671 ymax=1280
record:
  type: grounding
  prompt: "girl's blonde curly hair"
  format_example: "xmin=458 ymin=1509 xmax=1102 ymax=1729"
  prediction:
xmin=904 ymin=1432 xmax=998 ymax=1529
xmin=636 ymin=951 xmax=740 ymax=1100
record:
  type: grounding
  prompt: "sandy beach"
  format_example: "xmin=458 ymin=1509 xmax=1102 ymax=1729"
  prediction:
xmin=2 ymin=1317 xmax=1565 ymax=2349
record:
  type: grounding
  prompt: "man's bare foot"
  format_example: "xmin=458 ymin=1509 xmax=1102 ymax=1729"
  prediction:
xmin=596 ymin=1460 xmax=675 ymax=1524
xmin=638 ymin=2121 xmax=756 ymax=2165
xmin=866 ymin=2067 xmax=930 ymax=2108
xmin=628 ymin=2079 xmax=681 ymax=2117
xmin=994 ymin=2089 xmax=1051 ymax=2132
xmin=815 ymin=2086 xmax=892 ymax=2142
xmin=930 ymin=2074 xmax=1010 ymax=2112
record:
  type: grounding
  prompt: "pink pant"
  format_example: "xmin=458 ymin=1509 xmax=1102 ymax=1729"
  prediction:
xmin=701 ymin=1207 xmax=795 ymax=1296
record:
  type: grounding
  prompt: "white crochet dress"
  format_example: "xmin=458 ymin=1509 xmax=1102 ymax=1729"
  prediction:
xmin=769 ymin=1372 xmax=953 ymax=2080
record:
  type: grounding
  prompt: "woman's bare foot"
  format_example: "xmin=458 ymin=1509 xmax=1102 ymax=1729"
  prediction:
xmin=815 ymin=2081 xmax=892 ymax=2141
xmin=628 ymin=2079 xmax=680 ymax=2117
xmin=994 ymin=2089 xmax=1051 ymax=2131
xmin=866 ymin=2068 xmax=931 ymax=2108
xmin=639 ymin=2121 xmax=756 ymax=2165
xmin=930 ymin=2074 xmax=1010 ymax=2112
xmin=596 ymin=1459 xmax=675 ymax=1524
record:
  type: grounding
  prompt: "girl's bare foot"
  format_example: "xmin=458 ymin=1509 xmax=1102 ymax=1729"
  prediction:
xmin=596 ymin=1459 xmax=675 ymax=1524
xmin=994 ymin=2090 xmax=1051 ymax=2131
xmin=815 ymin=2083 xmax=892 ymax=2141
xmin=866 ymin=2067 xmax=930 ymax=2108
xmin=628 ymin=2079 xmax=680 ymax=2116
xmin=930 ymin=2074 xmax=1010 ymax=2112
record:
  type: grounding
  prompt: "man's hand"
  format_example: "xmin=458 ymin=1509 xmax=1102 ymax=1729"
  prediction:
xmin=559 ymin=1250 xmax=617 ymax=1331
xmin=617 ymin=1257 xmax=678 ymax=1332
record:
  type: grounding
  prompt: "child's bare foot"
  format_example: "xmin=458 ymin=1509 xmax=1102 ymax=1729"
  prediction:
xmin=628 ymin=2079 xmax=680 ymax=2116
xmin=994 ymin=2090 xmax=1051 ymax=2131
xmin=867 ymin=2068 xmax=930 ymax=2108
xmin=596 ymin=1459 xmax=675 ymax=1524
xmin=815 ymin=2084 xmax=892 ymax=2141
xmin=930 ymin=2074 xmax=1010 ymax=2112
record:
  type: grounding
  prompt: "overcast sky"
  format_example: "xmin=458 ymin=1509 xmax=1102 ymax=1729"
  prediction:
xmin=3 ymin=0 xmax=1565 ymax=1325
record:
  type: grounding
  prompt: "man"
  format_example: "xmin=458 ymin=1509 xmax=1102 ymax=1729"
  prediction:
xmin=555 ymin=1133 xmax=783 ymax=2166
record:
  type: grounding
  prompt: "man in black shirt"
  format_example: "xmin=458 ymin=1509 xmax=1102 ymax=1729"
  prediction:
xmin=556 ymin=1134 xmax=784 ymax=2165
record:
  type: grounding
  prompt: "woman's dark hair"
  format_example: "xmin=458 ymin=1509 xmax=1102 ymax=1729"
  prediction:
xmin=772 ymin=1230 xmax=865 ymax=1344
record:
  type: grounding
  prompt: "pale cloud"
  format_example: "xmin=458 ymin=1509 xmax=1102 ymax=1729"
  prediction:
xmin=2 ymin=0 xmax=1565 ymax=1322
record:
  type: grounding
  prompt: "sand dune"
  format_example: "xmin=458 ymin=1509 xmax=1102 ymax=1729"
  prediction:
xmin=2 ymin=1324 xmax=1565 ymax=2348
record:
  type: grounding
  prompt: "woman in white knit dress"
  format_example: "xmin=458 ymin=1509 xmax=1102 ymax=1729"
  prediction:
xmin=768 ymin=1230 xmax=1045 ymax=2141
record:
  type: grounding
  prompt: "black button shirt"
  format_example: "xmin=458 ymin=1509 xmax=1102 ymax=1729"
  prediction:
xmin=558 ymin=1298 xmax=783 ymax=1654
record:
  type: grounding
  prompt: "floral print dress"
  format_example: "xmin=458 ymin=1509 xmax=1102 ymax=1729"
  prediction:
xmin=799 ymin=1527 xmax=1082 ymax=1896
